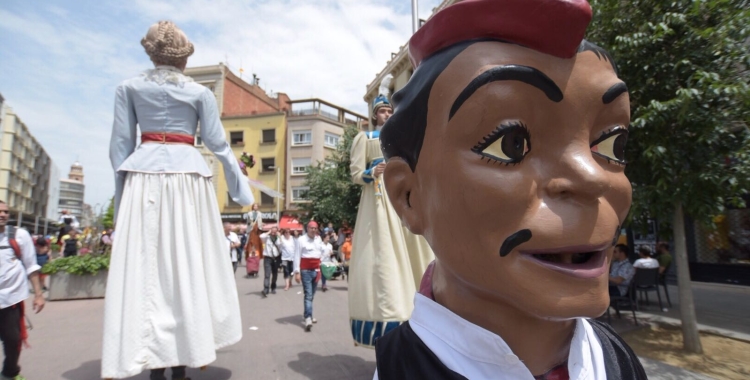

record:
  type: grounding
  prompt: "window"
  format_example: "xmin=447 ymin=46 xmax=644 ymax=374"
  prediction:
xmin=324 ymin=132 xmax=340 ymax=148
xmin=292 ymin=158 xmax=311 ymax=175
xmin=261 ymin=158 xmax=276 ymax=173
xmin=292 ymin=130 xmax=312 ymax=145
xmin=262 ymin=129 xmax=276 ymax=143
xmin=261 ymin=193 xmax=275 ymax=206
xmin=292 ymin=187 xmax=309 ymax=202
xmin=230 ymin=131 xmax=244 ymax=145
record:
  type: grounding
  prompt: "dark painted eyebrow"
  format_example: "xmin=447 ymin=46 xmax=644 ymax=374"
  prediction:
xmin=602 ymin=82 xmax=628 ymax=104
xmin=449 ymin=65 xmax=563 ymax=120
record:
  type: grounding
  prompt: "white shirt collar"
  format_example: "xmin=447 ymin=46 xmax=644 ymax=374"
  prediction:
xmin=409 ymin=293 xmax=606 ymax=380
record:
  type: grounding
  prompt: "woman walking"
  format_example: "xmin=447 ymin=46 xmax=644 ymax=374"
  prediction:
xmin=279 ymin=229 xmax=297 ymax=291
xmin=102 ymin=21 xmax=254 ymax=380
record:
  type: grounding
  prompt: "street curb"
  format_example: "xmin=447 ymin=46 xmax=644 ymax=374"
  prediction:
xmin=638 ymin=312 xmax=750 ymax=344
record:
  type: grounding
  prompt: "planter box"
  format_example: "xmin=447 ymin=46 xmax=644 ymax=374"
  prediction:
xmin=48 ymin=270 xmax=108 ymax=301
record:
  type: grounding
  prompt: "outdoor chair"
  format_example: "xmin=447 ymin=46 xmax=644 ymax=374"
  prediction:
xmin=606 ymin=281 xmax=638 ymax=326
xmin=633 ymin=267 xmax=664 ymax=311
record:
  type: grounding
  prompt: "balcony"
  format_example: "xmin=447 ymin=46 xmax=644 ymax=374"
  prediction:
xmin=288 ymin=99 xmax=366 ymax=127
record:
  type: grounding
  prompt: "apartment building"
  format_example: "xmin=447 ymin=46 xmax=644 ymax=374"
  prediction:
xmin=0 ymin=105 xmax=56 ymax=232
xmin=286 ymin=99 xmax=367 ymax=211
xmin=58 ymin=162 xmax=86 ymax=221
xmin=185 ymin=64 xmax=291 ymax=224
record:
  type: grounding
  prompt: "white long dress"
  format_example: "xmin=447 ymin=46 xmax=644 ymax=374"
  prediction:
xmin=102 ymin=66 xmax=254 ymax=379
xmin=348 ymin=130 xmax=434 ymax=348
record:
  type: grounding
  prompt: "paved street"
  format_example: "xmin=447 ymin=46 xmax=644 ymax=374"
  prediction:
xmin=19 ymin=269 xmax=375 ymax=380
xmin=11 ymin=269 xmax=749 ymax=380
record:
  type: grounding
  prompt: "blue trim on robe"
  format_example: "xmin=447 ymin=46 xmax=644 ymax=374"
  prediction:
xmin=361 ymin=157 xmax=385 ymax=184
xmin=366 ymin=130 xmax=381 ymax=139
xmin=350 ymin=319 xmax=403 ymax=347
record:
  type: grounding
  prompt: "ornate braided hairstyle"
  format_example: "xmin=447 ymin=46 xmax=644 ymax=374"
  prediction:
xmin=141 ymin=21 xmax=194 ymax=67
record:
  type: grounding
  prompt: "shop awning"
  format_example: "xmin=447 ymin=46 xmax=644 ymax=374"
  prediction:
xmin=279 ymin=215 xmax=304 ymax=231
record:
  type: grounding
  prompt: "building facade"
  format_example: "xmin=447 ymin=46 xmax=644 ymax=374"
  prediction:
xmin=216 ymin=112 xmax=287 ymax=223
xmin=286 ymin=99 xmax=367 ymax=211
xmin=184 ymin=63 xmax=291 ymax=225
xmin=58 ymin=162 xmax=86 ymax=221
xmin=0 ymin=105 xmax=56 ymax=233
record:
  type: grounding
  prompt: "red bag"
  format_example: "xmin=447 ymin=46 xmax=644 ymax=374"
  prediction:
xmin=246 ymin=255 xmax=260 ymax=276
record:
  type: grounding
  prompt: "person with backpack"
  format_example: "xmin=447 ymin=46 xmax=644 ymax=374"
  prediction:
xmin=0 ymin=200 xmax=45 ymax=380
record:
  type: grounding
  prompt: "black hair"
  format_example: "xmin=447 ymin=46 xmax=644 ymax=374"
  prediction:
xmin=381 ymin=39 xmax=618 ymax=171
xmin=615 ymin=244 xmax=629 ymax=254
xmin=35 ymin=237 xmax=48 ymax=247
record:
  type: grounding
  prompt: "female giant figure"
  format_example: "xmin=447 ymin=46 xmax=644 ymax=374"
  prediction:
xmin=102 ymin=21 xmax=254 ymax=380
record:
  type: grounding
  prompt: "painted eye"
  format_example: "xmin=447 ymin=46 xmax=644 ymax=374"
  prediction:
xmin=473 ymin=122 xmax=531 ymax=164
xmin=591 ymin=127 xmax=628 ymax=165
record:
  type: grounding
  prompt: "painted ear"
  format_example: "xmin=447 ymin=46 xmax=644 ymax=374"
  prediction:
xmin=383 ymin=157 xmax=425 ymax=235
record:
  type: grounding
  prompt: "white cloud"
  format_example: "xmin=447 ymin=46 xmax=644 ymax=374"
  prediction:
xmin=0 ymin=0 xmax=444 ymax=211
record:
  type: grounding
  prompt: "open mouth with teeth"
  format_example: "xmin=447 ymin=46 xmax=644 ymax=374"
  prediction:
xmin=520 ymin=247 xmax=609 ymax=279
xmin=531 ymin=251 xmax=598 ymax=265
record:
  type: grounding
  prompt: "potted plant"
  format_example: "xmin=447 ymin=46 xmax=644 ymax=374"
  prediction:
xmin=41 ymin=254 xmax=110 ymax=301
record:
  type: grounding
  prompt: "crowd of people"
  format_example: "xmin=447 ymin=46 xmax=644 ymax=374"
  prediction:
xmin=223 ymin=212 xmax=354 ymax=292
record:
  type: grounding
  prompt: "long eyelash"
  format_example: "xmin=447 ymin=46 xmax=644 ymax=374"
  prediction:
xmin=472 ymin=122 xmax=530 ymax=165
xmin=472 ymin=121 xmax=529 ymax=153
xmin=590 ymin=125 xmax=628 ymax=148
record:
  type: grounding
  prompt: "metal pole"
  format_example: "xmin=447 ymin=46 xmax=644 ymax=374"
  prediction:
xmin=276 ymin=169 xmax=280 ymax=225
xmin=411 ymin=0 xmax=419 ymax=34
xmin=17 ymin=211 xmax=22 ymax=227
xmin=34 ymin=215 xmax=39 ymax=234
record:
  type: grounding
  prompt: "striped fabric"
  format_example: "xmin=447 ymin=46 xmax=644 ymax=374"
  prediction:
xmin=351 ymin=319 xmax=403 ymax=348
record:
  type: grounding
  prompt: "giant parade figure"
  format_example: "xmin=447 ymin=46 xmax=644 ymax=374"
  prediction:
xmin=375 ymin=0 xmax=647 ymax=378
xmin=348 ymin=77 xmax=434 ymax=348
xmin=103 ymin=21 xmax=254 ymax=380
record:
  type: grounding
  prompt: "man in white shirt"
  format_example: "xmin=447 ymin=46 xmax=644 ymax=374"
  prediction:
xmin=0 ymin=201 xmax=45 ymax=380
xmin=293 ymin=221 xmax=324 ymax=332
xmin=633 ymin=246 xmax=660 ymax=269
xmin=260 ymin=227 xmax=282 ymax=297
xmin=224 ymin=222 xmax=241 ymax=273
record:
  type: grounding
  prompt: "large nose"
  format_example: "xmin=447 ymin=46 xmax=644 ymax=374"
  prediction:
xmin=543 ymin=147 xmax=609 ymax=203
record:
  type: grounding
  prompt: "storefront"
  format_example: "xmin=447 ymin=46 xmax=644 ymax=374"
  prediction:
xmin=686 ymin=206 xmax=750 ymax=286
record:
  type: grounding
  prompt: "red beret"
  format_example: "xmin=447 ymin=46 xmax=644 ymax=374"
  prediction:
xmin=409 ymin=0 xmax=593 ymax=68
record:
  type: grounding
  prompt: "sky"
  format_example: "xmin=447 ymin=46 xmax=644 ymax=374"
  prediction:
xmin=0 ymin=0 xmax=443 ymax=210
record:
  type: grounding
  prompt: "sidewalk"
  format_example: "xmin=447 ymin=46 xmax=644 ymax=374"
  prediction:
xmin=10 ymin=275 xmax=747 ymax=379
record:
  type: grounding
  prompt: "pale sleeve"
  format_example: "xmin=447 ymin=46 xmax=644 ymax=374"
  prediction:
xmin=109 ymin=84 xmax=138 ymax=219
xmin=350 ymin=132 xmax=373 ymax=186
xmin=18 ymin=229 xmax=41 ymax=275
xmin=198 ymin=89 xmax=254 ymax=206
xmin=257 ymin=215 xmax=263 ymax=231
xmin=293 ymin=238 xmax=301 ymax=274
xmin=372 ymin=369 xmax=378 ymax=380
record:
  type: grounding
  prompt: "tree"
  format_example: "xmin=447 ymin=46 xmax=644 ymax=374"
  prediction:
xmin=301 ymin=125 xmax=363 ymax=227
xmin=102 ymin=197 xmax=115 ymax=230
xmin=588 ymin=0 xmax=750 ymax=353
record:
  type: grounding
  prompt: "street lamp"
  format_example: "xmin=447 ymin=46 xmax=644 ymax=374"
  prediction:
xmin=268 ymin=166 xmax=281 ymax=225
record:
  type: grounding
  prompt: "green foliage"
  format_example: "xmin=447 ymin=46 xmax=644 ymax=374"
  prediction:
xmin=41 ymin=254 xmax=110 ymax=276
xmin=588 ymin=0 xmax=750 ymax=235
xmin=102 ymin=197 xmax=115 ymax=229
xmin=301 ymin=125 xmax=363 ymax=227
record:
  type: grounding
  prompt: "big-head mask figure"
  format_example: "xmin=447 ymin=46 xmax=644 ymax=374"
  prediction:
xmin=377 ymin=0 xmax=646 ymax=379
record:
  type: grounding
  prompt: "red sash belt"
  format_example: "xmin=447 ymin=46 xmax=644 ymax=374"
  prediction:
xmin=141 ymin=132 xmax=194 ymax=145
xmin=300 ymin=258 xmax=321 ymax=270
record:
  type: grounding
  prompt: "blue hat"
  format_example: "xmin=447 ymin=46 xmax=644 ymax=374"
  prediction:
xmin=372 ymin=94 xmax=392 ymax=115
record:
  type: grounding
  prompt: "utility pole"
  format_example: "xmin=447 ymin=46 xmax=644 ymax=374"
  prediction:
xmin=411 ymin=0 xmax=419 ymax=34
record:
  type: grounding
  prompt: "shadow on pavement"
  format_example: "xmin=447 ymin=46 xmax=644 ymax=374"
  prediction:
xmin=62 ymin=360 xmax=233 ymax=380
xmin=287 ymin=352 xmax=375 ymax=380
xmin=276 ymin=314 xmax=306 ymax=330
